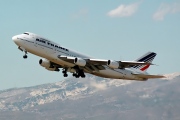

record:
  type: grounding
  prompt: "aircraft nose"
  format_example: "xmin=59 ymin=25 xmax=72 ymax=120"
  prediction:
xmin=12 ymin=35 xmax=17 ymax=41
xmin=12 ymin=35 xmax=19 ymax=44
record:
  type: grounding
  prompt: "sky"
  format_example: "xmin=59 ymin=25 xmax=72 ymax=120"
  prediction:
xmin=0 ymin=0 xmax=180 ymax=90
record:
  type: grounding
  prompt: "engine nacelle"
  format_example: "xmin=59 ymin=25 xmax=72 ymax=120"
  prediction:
xmin=107 ymin=60 xmax=119 ymax=69
xmin=39 ymin=59 xmax=51 ymax=68
xmin=74 ymin=58 xmax=86 ymax=66
xmin=39 ymin=59 xmax=59 ymax=72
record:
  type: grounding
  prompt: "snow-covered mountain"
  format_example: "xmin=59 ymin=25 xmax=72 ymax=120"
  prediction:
xmin=0 ymin=75 xmax=132 ymax=111
xmin=0 ymin=73 xmax=180 ymax=120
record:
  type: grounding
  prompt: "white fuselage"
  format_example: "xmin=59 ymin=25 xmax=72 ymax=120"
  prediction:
xmin=12 ymin=32 xmax=145 ymax=80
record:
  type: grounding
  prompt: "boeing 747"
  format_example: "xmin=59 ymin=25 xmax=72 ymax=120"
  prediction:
xmin=12 ymin=32 xmax=164 ymax=81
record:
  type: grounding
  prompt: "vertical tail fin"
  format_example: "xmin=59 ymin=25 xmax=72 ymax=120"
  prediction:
xmin=131 ymin=52 xmax=156 ymax=72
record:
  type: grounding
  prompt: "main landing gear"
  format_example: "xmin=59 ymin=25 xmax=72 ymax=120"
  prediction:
xmin=72 ymin=70 xmax=85 ymax=78
xmin=62 ymin=69 xmax=68 ymax=77
xmin=62 ymin=67 xmax=86 ymax=78
xmin=72 ymin=73 xmax=86 ymax=78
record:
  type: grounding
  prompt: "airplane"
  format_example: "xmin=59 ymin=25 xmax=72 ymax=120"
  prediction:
xmin=12 ymin=32 xmax=164 ymax=81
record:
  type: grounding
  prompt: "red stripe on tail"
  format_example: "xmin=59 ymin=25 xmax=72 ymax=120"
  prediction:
xmin=140 ymin=64 xmax=150 ymax=71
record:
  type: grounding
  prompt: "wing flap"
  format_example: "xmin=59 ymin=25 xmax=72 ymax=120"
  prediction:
xmin=120 ymin=61 xmax=152 ymax=68
xmin=85 ymin=59 xmax=108 ymax=65
xmin=57 ymin=55 xmax=75 ymax=63
xmin=120 ymin=61 xmax=152 ymax=65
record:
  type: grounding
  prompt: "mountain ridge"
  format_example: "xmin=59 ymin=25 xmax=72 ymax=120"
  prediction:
xmin=0 ymin=72 xmax=180 ymax=120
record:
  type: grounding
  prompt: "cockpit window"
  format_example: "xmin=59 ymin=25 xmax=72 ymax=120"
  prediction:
xmin=23 ymin=32 xmax=29 ymax=35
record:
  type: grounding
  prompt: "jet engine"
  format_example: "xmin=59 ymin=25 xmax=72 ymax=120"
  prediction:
xmin=39 ymin=59 xmax=51 ymax=68
xmin=39 ymin=59 xmax=59 ymax=72
xmin=107 ymin=60 xmax=119 ymax=69
xmin=74 ymin=58 xmax=86 ymax=66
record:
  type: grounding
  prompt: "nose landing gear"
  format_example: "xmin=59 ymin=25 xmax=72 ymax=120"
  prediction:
xmin=18 ymin=46 xmax=28 ymax=59
xmin=23 ymin=51 xmax=28 ymax=59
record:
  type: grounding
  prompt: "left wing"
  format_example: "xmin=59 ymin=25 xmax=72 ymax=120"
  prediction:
xmin=57 ymin=55 xmax=152 ymax=71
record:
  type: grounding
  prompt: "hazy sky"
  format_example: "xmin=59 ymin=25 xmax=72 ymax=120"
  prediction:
xmin=0 ymin=0 xmax=180 ymax=90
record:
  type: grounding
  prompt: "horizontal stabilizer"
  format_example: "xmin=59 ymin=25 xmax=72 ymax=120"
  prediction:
xmin=132 ymin=73 xmax=165 ymax=79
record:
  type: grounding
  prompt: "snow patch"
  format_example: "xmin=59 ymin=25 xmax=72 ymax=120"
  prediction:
xmin=162 ymin=72 xmax=180 ymax=80
xmin=30 ymin=88 xmax=60 ymax=96
xmin=139 ymin=94 xmax=151 ymax=99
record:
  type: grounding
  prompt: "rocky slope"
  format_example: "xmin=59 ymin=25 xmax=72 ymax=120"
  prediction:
xmin=0 ymin=73 xmax=180 ymax=120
